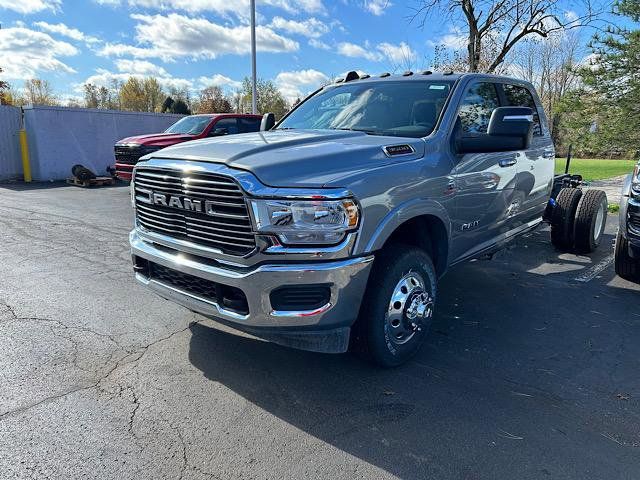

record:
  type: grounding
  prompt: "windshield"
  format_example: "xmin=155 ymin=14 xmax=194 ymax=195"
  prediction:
xmin=165 ymin=116 xmax=214 ymax=135
xmin=278 ymin=80 xmax=454 ymax=138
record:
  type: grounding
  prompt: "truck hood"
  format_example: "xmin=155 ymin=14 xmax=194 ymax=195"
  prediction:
xmin=148 ymin=129 xmax=426 ymax=187
xmin=117 ymin=132 xmax=195 ymax=147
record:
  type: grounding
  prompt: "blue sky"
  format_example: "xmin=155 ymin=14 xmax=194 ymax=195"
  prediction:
xmin=0 ymin=0 xmax=613 ymax=104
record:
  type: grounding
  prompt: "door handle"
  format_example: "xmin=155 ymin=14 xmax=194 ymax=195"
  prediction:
xmin=499 ymin=159 xmax=517 ymax=167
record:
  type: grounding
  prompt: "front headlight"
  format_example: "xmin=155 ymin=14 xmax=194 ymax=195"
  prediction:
xmin=632 ymin=165 xmax=640 ymax=196
xmin=250 ymin=198 xmax=359 ymax=245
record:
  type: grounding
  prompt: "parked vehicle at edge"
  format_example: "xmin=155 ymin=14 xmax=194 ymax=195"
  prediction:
xmin=129 ymin=71 xmax=607 ymax=367
xmin=114 ymin=113 xmax=262 ymax=180
xmin=615 ymin=164 xmax=640 ymax=281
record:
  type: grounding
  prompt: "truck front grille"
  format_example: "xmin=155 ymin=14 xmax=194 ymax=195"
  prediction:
xmin=133 ymin=167 xmax=256 ymax=256
xmin=115 ymin=145 xmax=144 ymax=166
xmin=629 ymin=213 xmax=640 ymax=233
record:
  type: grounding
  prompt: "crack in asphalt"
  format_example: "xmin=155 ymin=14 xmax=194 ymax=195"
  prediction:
xmin=0 ymin=298 xmax=198 ymax=422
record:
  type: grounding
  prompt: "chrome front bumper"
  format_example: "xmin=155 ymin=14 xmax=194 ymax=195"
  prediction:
xmin=130 ymin=230 xmax=373 ymax=341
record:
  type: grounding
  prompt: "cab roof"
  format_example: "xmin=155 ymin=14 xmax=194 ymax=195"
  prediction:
xmin=331 ymin=70 xmax=529 ymax=86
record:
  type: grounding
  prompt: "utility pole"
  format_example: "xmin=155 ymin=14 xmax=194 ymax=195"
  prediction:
xmin=250 ymin=0 xmax=258 ymax=114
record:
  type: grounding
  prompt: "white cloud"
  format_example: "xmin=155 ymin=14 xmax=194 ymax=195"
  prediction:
xmin=0 ymin=27 xmax=78 ymax=80
xmin=269 ymin=16 xmax=328 ymax=38
xmin=0 ymin=0 xmax=60 ymax=14
xmin=377 ymin=41 xmax=417 ymax=65
xmin=197 ymin=74 xmax=242 ymax=90
xmin=337 ymin=41 xmax=417 ymax=65
xmin=33 ymin=22 xmax=100 ymax=44
xmin=364 ymin=0 xmax=391 ymax=16
xmin=262 ymin=0 xmax=325 ymax=15
xmin=428 ymin=27 xmax=467 ymax=50
xmin=274 ymin=69 xmax=329 ymax=103
xmin=99 ymin=13 xmax=299 ymax=62
xmin=337 ymin=41 xmax=381 ymax=61
xmin=93 ymin=0 xmax=325 ymax=16
xmin=309 ymin=38 xmax=331 ymax=50
xmin=275 ymin=69 xmax=329 ymax=102
xmin=114 ymin=59 xmax=169 ymax=76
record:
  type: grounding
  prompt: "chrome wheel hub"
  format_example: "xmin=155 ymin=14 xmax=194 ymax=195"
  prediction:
xmin=386 ymin=273 xmax=434 ymax=345
xmin=594 ymin=203 xmax=605 ymax=242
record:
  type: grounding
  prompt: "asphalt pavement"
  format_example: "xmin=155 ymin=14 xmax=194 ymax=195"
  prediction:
xmin=1 ymin=183 xmax=638 ymax=480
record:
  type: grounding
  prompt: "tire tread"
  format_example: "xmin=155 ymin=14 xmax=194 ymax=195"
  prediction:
xmin=551 ymin=188 xmax=583 ymax=250
xmin=574 ymin=189 xmax=607 ymax=253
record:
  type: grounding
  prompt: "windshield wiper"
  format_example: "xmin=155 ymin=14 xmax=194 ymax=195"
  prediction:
xmin=330 ymin=127 xmax=381 ymax=135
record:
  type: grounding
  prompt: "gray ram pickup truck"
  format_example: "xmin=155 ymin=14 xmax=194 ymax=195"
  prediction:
xmin=129 ymin=71 xmax=601 ymax=366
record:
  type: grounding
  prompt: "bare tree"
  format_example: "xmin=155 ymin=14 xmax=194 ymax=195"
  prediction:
xmin=23 ymin=78 xmax=58 ymax=106
xmin=0 ymin=67 xmax=10 ymax=105
xmin=412 ymin=0 xmax=607 ymax=72
xmin=511 ymin=31 xmax=580 ymax=139
xmin=197 ymin=86 xmax=232 ymax=113
xmin=384 ymin=43 xmax=419 ymax=72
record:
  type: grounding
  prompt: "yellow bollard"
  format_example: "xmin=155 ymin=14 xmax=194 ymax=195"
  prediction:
xmin=18 ymin=129 xmax=32 ymax=183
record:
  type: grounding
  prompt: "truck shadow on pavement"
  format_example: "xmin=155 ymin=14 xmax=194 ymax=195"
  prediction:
xmin=187 ymin=220 xmax=640 ymax=480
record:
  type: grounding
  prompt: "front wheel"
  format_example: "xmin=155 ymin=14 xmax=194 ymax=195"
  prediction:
xmin=353 ymin=245 xmax=437 ymax=367
xmin=614 ymin=230 xmax=639 ymax=282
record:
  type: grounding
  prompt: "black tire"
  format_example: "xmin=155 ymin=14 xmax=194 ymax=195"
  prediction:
xmin=614 ymin=230 xmax=640 ymax=281
xmin=353 ymin=245 xmax=437 ymax=368
xmin=574 ymin=189 xmax=608 ymax=253
xmin=551 ymin=188 xmax=583 ymax=250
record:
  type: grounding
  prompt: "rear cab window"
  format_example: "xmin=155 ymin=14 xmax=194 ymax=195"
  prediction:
xmin=502 ymin=84 xmax=542 ymax=136
xmin=239 ymin=117 xmax=261 ymax=133
xmin=212 ymin=117 xmax=239 ymax=135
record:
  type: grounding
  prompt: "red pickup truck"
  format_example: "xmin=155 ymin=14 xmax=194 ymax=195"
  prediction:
xmin=114 ymin=113 xmax=262 ymax=180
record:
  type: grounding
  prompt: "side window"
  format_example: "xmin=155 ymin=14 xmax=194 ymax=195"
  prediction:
xmin=238 ymin=117 xmax=261 ymax=133
xmin=211 ymin=118 xmax=238 ymax=135
xmin=458 ymin=82 xmax=500 ymax=134
xmin=503 ymin=84 xmax=542 ymax=136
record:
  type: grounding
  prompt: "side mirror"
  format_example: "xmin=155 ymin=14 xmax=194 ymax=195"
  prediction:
xmin=457 ymin=107 xmax=534 ymax=154
xmin=260 ymin=113 xmax=275 ymax=131
xmin=487 ymin=107 xmax=534 ymax=147
xmin=211 ymin=127 xmax=228 ymax=136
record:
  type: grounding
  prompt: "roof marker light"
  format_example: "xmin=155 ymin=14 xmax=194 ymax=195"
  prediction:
xmin=345 ymin=71 xmax=360 ymax=82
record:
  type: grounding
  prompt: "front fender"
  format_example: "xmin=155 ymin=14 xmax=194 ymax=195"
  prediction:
xmin=358 ymin=198 xmax=452 ymax=254
xmin=620 ymin=174 xmax=633 ymax=234
xmin=621 ymin=173 xmax=633 ymax=198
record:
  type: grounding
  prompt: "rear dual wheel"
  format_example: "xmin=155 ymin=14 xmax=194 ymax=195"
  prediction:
xmin=574 ymin=190 xmax=608 ymax=253
xmin=551 ymin=188 xmax=607 ymax=253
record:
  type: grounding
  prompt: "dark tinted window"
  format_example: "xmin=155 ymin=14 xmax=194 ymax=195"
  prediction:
xmin=458 ymin=82 xmax=499 ymax=134
xmin=239 ymin=117 xmax=261 ymax=133
xmin=503 ymin=84 xmax=542 ymax=136
xmin=212 ymin=117 xmax=238 ymax=135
